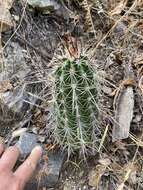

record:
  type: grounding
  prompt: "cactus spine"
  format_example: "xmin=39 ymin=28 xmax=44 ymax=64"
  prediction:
xmin=53 ymin=56 xmax=101 ymax=155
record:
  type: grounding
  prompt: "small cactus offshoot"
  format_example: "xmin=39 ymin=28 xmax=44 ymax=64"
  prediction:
xmin=52 ymin=56 xmax=101 ymax=156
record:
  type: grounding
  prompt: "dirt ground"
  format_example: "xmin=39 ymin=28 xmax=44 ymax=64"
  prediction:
xmin=1 ymin=0 xmax=143 ymax=190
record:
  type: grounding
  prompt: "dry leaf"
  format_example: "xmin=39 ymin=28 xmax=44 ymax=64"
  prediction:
xmin=88 ymin=158 xmax=111 ymax=188
xmin=137 ymin=20 xmax=143 ymax=35
xmin=138 ymin=0 xmax=143 ymax=8
xmin=88 ymin=165 xmax=106 ymax=187
xmin=114 ymin=140 xmax=127 ymax=150
xmin=130 ymin=134 xmax=143 ymax=147
xmin=134 ymin=53 xmax=143 ymax=76
xmin=109 ymin=0 xmax=128 ymax=16
xmin=139 ymin=76 xmax=143 ymax=94
xmin=0 ymin=0 xmax=14 ymax=9
xmin=122 ymin=78 xmax=136 ymax=86
xmin=0 ymin=80 xmax=12 ymax=93
xmin=98 ymin=158 xmax=111 ymax=166
xmin=12 ymin=128 xmax=27 ymax=138
xmin=112 ymin=86 xmax=134 ymax=141
xmin=0 ymin=1 xmax=14 ymax=32
xmin=117 ymin=163 xmax=137 ymax=190
xmin=134 ymin=53 xmax=143 ymax=66
xmin=108 ymin=0 xmax=119 ymax=10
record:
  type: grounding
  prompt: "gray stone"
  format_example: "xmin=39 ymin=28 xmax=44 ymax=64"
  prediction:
xmin=133 ymin=114 xmax=142 ymax=123
xmin=38 ymin=135 xmax=46 ymax=143
xmin=25 ymin=151 xmax=65 ymax=189
xmin=0 ymin=88 xmax=38 ymax=122
xmin=17 ymin=132 xmax=38 ymax=156
xmin=0 ymin=42 xmax=33 ymax=136
xmin=112 ymin=86 xmax=134 ymax=141
xmin=0 ymin=42 xmax=41 ymax=136
xmin=102 ymin=86 xmax=112 ymax=95
xmin=27 ymin=0 xmax=69 ymax=18
xmin=32 ymin=127 xmax=38 ymax=134
xmin=114 ymin=21 xmax=128 ymax=37
xmin=2 ymin=42 xmax=30 ymax=80
xmin=46 ymin=151 xmax=64 ymax=185
xmin=27 ymin=0 xmax=61 ymax=11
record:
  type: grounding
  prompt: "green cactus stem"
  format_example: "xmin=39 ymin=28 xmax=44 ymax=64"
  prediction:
xmin=53 ymin=56 xmax=101 ymax=155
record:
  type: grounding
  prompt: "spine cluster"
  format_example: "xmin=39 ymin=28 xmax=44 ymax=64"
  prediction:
xmin=53 ymin=57 xmax=101 ymax=155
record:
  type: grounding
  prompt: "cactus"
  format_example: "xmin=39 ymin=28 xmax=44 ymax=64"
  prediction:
xmin=52 ymin=56 xmax=101 ymax=156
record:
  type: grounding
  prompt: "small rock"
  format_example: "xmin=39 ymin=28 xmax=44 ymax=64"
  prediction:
xmin=88 ymin=169 xmax=97 ymax=187
xmin=32 ymin=127 xmax=38 ymax=134
xmin=12 ymin=128 xmax=27 ymax=138
xmin=133 ymin=114 xmax=142 ymax=123
xmin=27 ymin=0 xmax=61 ymax=11
xmin=25 ymin=151 xmax=65 ymax=189
xmin=114 ymin=21 xmax=128 ymax=37
xmin=39 ymin=128 xmax=45 ymax=135
xmin=38 ymin=135 xmax=46 ymax=143
xmin=64 ymin=180 xmax=76 ymax=190
xmin=82 ymin=185 xmax=88 ymax=190
xmin=12 ymin=14 xmax=20 ymax=22
xmin=112 ymin=86 xmax=134 ymax=141
xmin=0 ymin=88 xmax=37 ymax=120
xmin=3 ymin=42 xmax=30 ymax=79
xmin=15 ymin=131 xmax=59 ymax=190
xmin=17 ymin=132 xmax=38 ymax=157
xmin=102 ymin=86 xmax=112 ymax=95
xmin=46 ymin=139 xmax=52 ymax=144
xmin=27 ymin=0 xmax=69 ymax=18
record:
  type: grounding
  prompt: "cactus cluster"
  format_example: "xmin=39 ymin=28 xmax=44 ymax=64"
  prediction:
xmin=52 ymin=56 xmax=101 ymax=155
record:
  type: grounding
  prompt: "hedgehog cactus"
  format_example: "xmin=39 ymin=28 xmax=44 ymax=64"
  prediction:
xmin=52 ymin=56 xmax=101 ymax=155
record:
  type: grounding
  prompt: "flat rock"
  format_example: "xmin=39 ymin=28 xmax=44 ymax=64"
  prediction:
xmin=133 ymin=114 xmax=142 ymax=123
xmin=0 ymin=7 xmax=13 ymax=32
xmin=0 ymin=88 xmax=38 ymax=122
xmin=17 ymin=133 xmax=65 ymax=189
xmin=2 ymin=42 xmax=30 ymax=80
xmin=27 ymin=0 xmax=69 ymax=18
xmin=0 ymin=42 xmax=41 ymax=136
xmin=25 ymin=151 xmax=65 ymax=189
xmin=112 ymin=86 xmax=134 ymax=141
xmin=27 ymin=0 xmax=61 ymax=10
xmin=17 ymin=132 xmax=38 ymax=157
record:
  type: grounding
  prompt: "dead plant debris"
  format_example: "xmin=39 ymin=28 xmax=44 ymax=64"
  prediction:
xmin=0 ymin=0 xmax=143 ymax=189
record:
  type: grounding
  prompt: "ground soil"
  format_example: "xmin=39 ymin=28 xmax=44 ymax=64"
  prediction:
xmin=1 ymin=0 xmax=143 ymax=190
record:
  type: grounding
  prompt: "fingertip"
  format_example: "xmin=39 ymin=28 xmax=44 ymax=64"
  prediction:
xmin=31 ymin=146 xmax=42 ymax=157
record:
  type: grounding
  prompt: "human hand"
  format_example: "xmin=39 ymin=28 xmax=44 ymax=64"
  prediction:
xmin=0 ymin=144 xmax=42 ymax=190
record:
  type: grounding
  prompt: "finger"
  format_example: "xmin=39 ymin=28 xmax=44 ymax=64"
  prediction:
xmin=14 ymin=146 xmax=42 ymax=185
xmin=0 ymin=144 xmax=4 ymax=156
xmin=0 ymin=146 xmax=20 ymax=170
